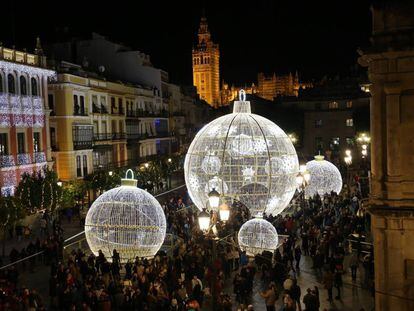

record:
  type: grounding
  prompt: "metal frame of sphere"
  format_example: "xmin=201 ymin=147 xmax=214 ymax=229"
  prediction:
xmin=305 ymin=155 xmax=343 ymax=198
xmin=85 ymin=170 xmax=167 ymax=262
xmin=184 ymin=90 xmax=299 ymax=216
xmin=238 ymin=216 xmax=279 ymax=256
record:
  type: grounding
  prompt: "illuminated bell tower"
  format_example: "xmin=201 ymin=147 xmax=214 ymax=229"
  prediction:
xmin=192 ymin=13 xmax=220 ymax=108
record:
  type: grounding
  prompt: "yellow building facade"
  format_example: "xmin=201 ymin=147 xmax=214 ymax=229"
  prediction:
xmin=192 ymin=15 xmax=221 ymax=108
xmin=49 ymin=68 xmax=172 ymax=181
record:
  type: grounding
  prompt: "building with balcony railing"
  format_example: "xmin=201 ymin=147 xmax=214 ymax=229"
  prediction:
xmin=48 ymin=62 xmax=178 ymax=179
xmin=0 ymin=42 xmax=55 ymax=195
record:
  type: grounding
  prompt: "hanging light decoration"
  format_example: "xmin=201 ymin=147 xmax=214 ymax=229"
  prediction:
xmin=184 ymin=90 xmax=299 ymax=216
xmin=305 ymin=155 xmax=343 ymax=198
xmin=238 ymin=216 xmax=279 ymax=256
xmin=85 ymin=169 xmax=166 ymax=262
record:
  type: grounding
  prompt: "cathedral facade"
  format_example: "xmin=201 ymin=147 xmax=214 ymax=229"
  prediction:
xmin=192 ymin=14 xmax=302 ymax=107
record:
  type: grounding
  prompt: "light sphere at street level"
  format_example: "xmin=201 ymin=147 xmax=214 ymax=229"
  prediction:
xmin=85 ymin=171 xmax=166 ymax=262
xmin=238 ymin=217 xmax=279 ymax=256
xmin=184 ymin=90 xmax=299 ymax=216
xmin=305 ymin=155 xmax=343 ymax=198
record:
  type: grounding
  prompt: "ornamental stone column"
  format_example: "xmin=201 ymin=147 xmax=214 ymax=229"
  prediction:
xmin=358 ymin=2 xmax=414 ymax=310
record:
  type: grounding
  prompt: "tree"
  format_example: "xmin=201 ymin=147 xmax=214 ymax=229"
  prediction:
xmin=0 ymin=195 xmax=25 ymax=256
xmin=15 ymin=168 xmax=62 ymax=213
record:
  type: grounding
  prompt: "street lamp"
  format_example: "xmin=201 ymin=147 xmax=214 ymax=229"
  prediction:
xmin=57 ymin=181 xmax=63 ymax=187
xmin=344 ymin=149 xmax=352 ymax=165
xmin=296 ymin=165 xmax=310 ymax=210
xmin=167 ymin=158 xmax=172 ymax=163
xmin=197 ymin=197 xmax=231 ymax=311
xmin=108 ymin=171 xmax=113 ymax=176
xmin=208 ymin=188 xmax=220 ymax=210
xmin=198 ymin=209 xmax=211 ymax=232
xmin=144 ymin=163 xmax=149 ymax=168
xmin=218 ymin=203 xmax=230 ymax=222
xmin=288 ymin=133 xmax=298 ymax=145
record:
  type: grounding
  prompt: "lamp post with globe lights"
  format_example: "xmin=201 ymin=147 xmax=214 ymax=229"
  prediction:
xmin=296 ymin=164 xmax=310 ymax=209
xmin=197 ymin=189 xmax=231 ymax=310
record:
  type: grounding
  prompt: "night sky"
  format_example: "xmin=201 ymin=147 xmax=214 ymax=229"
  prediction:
xmin=0 ymin=0 xmax=372 ymax=85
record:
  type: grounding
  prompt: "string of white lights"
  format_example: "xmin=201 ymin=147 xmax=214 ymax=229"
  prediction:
xmin=0 ymin=60 xmax=56 ymax=79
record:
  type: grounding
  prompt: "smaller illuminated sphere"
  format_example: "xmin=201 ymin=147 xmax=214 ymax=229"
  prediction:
xmin=85 ymin=179 xmax=166 ymax=262
xmin=305 ymin=155 xmax=343 ymax=198
xmin=238 ymin=217 xmax=279 ymax=256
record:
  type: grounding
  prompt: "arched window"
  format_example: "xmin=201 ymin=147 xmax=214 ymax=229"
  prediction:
xmin=31 ymin=77 xmax=38 ymax=96
xmin=20 ymin=76 xmax=27 ymax=95
xmin=0 ymin=74 xmax=3 ymax=93
xmin=7 ymin=74 xmax=15 ymax=94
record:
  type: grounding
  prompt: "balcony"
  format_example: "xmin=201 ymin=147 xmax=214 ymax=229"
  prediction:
xmin=92 ymin=104 xmax=109 ymax=114
xmin=111 ymin=132 xmax=126 ymax=140
xmin=34 ymin=152 xmax=46 ymax=163
xmin=93 ymin=132 xmax=126 ymax=141
xmin=0 ymin=152 xmax=47 ymax=168
xmin=111 ymin=107 xmax=124 ymax=115
xmin=93 ymin=133 xmax=112 ymax=141
xmin=17 ymin=153 xmax=32 ymax=165
xmin=74 ymin=140 xmax=93 ymax=150
xmin=0 ymin=155 xmax=15 ymax=168
xmin=0 ymin=94 xmax=45 ymax=127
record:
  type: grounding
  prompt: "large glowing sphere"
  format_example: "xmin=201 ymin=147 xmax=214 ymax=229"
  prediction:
xmin=238 ymin=217 xmax=279 ymax=256
xmin=85 ymin=177 xmax=166 ymax=262
xmin=184 ymin=91 xmax=298 ymax=216
xmin=305 ymin=155 xmax=343 ymax=198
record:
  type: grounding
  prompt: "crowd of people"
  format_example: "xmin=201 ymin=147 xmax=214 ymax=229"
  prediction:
xmin=0 ymin=183 xmax=373 ymax=310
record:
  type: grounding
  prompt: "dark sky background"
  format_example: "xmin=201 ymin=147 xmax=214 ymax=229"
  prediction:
xmin=0 ymin=0 xmax=372 ymax=85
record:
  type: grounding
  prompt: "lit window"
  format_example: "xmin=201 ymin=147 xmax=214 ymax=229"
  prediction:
xmin=17 ymin=133 xmax=25 ymax=154
xmin=0 ymin=133 xmax=8 ymax=155
xmin=31 ymin=77 xmax=38 ymax=96
xmin=346 ymin=101 xmax=353 ymax=108
xmin=76 ymin=156 xmax=82 ymax=177
xmin=329 ymin=101 xmax=339 ymax=109
xmin=346 ymin=119 xmax=353 ymax=127
xmin=346 ymin=137 xmax=354 ymax=146
xmin=33 ymin=132 xmax=41 ymax=152
xmin=83 ymin=155 xmax=88 ymax=176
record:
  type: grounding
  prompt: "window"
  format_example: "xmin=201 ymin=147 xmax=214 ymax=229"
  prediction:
xmin=33 ymin=132 xmax=41 ymax=152
xmin=76 ymin=156 xmax=82 ymax=177
xmin=72 ymin=125 xmax=93 ymax=149
xmin=111 ymin=97 xmax=116 ymax=113
xmin=346 ymin=101 xmax=353 ymax=108
xmin=20 ymin=76 xmax=27 ymax=95
xmin=118 ymin=98 xmax=123 ymax=114
xmin=80 ymin=96 xmax=85 ymax=115
xmin=17 ymin=132 xmax=25 ymax=154
xmin=0 ymin=133 xmax=8 ymax=155
xmin=73 ymin=95 xmax=79 ymax=115
xmin=315 ymin=119 xmax=323 ymax=127
xmin=31 ymin=77 xmax=38 ymax=96
xmin=50 ymin=127 xmax=57 ymax=150
xmin=83 ymin=155 xmax=88 ymax=176
xmin=346 ymin=118 xmax=354 ymax=127
xmin=0 ymin=74 xmax=3 ymax=93
xmin=328 ymin=101 xmax=339 ymax=109
xmin=48 ymin=94 xmax=55 ymax=114
xmin=315 ymin=103 xmax=321 ymax=110
xmin=8 ymin=74 xmax=15 ymax=94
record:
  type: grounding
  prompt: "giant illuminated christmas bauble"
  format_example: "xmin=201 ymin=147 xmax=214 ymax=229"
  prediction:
xmin=85 ymin=170 xmax=166 ymax=262
xmin=238 ymin=217 xmax=279 ymax=256
xmin=184 ymin=90 xmax=298 ymax=216
xmin=305 ymin=155 xmax=343 ymax=198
